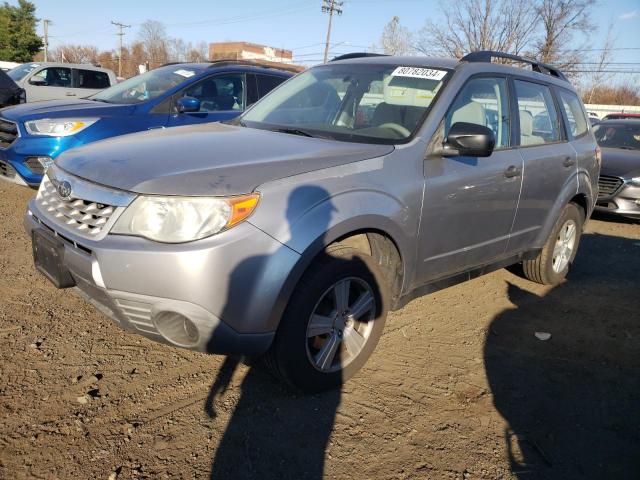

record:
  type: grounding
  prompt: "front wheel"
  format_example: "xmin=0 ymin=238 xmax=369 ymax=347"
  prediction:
xmin=522 ymin=203 xmax=584 ymax=285
xmin=264 ymin=246 xmax=389 ymax=392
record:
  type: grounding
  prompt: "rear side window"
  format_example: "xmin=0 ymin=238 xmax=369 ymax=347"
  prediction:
xmin=76 ymin=69 xmax=110 ymax=89
xmin=558 ymin=90 xmax=588 ymax=138
xmin=514 ymin=80 xmax=561 ymax=146
xmin=256 ymin=74 xmax=286 ymax=98
xmin=445 ymin=76 xmax=511 ymax=149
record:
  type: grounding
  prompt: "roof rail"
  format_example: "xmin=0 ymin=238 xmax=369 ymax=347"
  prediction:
xmin=460 ymin=51 xmax=568 ymax=81
xmin=330 ymin=52 xmax=389 ymax=62
xmin=206 ymin=59 xmax=303 ymax=73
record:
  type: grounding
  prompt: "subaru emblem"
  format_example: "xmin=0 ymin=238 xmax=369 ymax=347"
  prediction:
xmin=57 ymin=181 xmax=72 ymax=199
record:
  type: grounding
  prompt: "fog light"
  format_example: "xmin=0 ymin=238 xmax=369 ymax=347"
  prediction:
xmin=24 ymin=156 xmax=53 ymax=175
xmin=154 ymin=311 xmax=200 ymax=347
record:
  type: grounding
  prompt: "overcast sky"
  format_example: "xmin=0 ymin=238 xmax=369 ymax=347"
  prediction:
xmin=20 ymin=0 xmax=640 ymax=74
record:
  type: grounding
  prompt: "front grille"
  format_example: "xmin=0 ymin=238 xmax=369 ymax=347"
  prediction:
xmin=598 ymin=175 xmax=623 ymax=198
xmin=0 ymin=160 xmax=17 ymax=179
xmin=36 ymin=175 xmax=116 ymax=237
xmin=0 ymin=119 xmax=18 ymax=148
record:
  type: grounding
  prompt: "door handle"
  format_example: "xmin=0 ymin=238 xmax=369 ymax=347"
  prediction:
xmin=504 ymin=165 xmax=521 ymax=178
xmin=563 ymin=156 xmax=576 ymax=167
xmin=65 ymin=92 xmax=76 ymax=96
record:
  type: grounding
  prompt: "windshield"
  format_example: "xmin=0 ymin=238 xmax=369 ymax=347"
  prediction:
xmin=593 ymin=123 xmax=640 ymax=150
xmin=8 ymin=63 xmax=39 ymax=81
xmin=241 ymin=63 xmax=449 ymax=144
xmin=90 ymin=66 xmax=198 ymax=104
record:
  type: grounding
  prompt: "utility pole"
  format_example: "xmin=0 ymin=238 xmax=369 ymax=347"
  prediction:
xmin=111 ymin=20 xmax=131 ymax=78
xmin=322 ymin=0 xmax=343 ymax=63
xmin=42 ymin=19 xmax=51 ymax=62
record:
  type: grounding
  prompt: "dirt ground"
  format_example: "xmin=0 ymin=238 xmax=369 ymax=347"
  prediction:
xmin=0 ymin=180 xmax=639 ymax=480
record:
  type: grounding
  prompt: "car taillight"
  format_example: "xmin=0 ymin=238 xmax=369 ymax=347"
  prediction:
xmin=595 ymin=146 xmax=601 ymax=168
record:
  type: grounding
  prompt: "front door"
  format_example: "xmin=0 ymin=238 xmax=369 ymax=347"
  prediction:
xmin=169 ymin=73 xmax=245 ymax=127
xmin=418 ymin=76 xmax=522 ymax=283
xmin=24 ymin=67 xmax=74 ymax=102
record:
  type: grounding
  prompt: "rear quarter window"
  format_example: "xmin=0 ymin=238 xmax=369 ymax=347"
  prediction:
xmin=558 ymin=90 xmax=588 ymax=138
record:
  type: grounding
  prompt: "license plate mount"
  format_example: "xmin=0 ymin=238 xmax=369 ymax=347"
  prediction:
xmin=32 ymin=229 xmax=76 ymax=289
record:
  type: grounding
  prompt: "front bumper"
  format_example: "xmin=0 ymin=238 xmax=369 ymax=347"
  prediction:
xmin=25 ymin=198 xmax=300 ymax=355
xmin=595 ymin=183 xmax=640 ymax=219
xmin=0 ymin=134 xmax=82 ymax=186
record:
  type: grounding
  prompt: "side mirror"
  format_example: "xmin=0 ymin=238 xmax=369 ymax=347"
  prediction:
xmin=177 ymin=96 xmax=201 ymax=113
xmin=442 ymin=122 xmax=496 ymax=157
xmin=29 ymin=77 xmax=47 ymax=86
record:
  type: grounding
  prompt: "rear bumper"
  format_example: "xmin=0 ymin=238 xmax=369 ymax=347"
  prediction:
xmin=25 ymin=200 xmax=299 ymax=355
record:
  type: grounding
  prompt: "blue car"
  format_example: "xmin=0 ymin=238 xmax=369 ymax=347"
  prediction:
xmin=0 ymin=61 xmax=294 ymax=186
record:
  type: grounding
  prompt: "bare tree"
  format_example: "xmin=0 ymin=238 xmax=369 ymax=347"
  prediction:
xmin=186 ymin=41 xmax=209 ymax=62
xmin=415 ymin=0 xmax=539 ymax=58
xmin=379 ymin=16 xmax=413 ymax=55
xmin=50 ymin=44 xmax=99 ymax=64
xmin=137 ymin=19 xmax=169 ymax=66
xmin=533 ymin=0 xmax=595 ymax=68
xmin=584 ymin=24 xmax=615 ymax=104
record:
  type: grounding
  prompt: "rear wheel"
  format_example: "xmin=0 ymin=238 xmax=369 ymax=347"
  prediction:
xmin=522 ymin=203 xmax=583 ymax=285
xmin=264 ymin=246 xmax=388 ymax=392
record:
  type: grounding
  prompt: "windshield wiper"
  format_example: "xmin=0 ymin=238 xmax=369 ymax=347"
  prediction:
xmin=272 ymin=127 xmax=330 ymax=139
xmin=90 ymin=98 xmax=110 ymax=103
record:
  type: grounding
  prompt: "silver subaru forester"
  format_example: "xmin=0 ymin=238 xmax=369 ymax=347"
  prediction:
xmin=26 ymin=52 xmax=599 ymax=391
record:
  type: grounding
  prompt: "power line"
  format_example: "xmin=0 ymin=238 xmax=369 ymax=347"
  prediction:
xmin=111 ymin=21 xmax=131 ymax=78
xmin=322 ymin=0 xmax=344 ymax=63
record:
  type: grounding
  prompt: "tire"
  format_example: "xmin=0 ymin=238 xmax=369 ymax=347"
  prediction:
xmin=264 ymin=245 xmax=389 ymax=392
xmin=522 ymin=203 xmax=584 ymax=285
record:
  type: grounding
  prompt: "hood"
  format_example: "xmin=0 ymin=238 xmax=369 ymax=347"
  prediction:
xmin=56 ymin=123 xmax=394 ymax=196
xmin=600 ymin=147 xmax=640 ymax=178
xmin=0 ymin=99 xmax=134 ymax=121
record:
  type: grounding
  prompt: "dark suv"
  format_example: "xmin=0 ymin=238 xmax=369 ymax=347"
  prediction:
xmin=26 ymin=51 xmax=599 ymax=392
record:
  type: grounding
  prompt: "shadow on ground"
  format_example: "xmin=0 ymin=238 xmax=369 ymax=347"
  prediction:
xmin=485 ymin=232 xmax=640 ymax=479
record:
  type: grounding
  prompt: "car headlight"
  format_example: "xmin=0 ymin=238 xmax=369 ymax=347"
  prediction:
xmin=111 ymin=194 xmax=260 ymax=243
xmin=629 ymin=177 xmax=640 ymax=187
xmin=24 ymin=118 xmax=99 ymax=137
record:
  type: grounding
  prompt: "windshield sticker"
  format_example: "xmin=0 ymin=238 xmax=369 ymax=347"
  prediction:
xmin=174 ymin=69 xmax=195 ymax=78
xmin=391 ymin=66 xmax=447 ymax=80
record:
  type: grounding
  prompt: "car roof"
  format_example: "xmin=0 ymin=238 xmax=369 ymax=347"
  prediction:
xmin=596 ymin=118 xmax=640 ymax=125
xmin=330 ymin=55 xmax=459 ymax=70
xmin=158 ymin=62 xmax=295 ymax=76
xmin=327 ymin=53 xmax=574 ymax=89
xmin=22 ymin=62 xmax=112 ymax=71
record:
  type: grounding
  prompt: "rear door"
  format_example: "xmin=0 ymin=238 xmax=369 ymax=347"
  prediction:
xmin=72 ymin=68 xmax=112 ymax=98
xmin=507 ymin=79 xmax=576 ymax=253
xmin=23 ymin=66 xmax=73 ymax=102
xmin=418 ymin=75 xmax=522 ymax=283
xmin=168 ymin=73 xmax=246 ymax=127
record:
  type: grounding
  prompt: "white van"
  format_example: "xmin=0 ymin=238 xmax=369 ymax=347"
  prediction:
xmin=7 ymin=62 xmax=117 ymax=102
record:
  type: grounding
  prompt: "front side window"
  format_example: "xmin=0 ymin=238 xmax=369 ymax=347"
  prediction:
xmin=445 ymin=76 xmax=510 ymax=149
xmin=593 ymin=123 xmax=640 ymax=150
xmin=77 ymin=69 xmax=110 ymax=89
xmin=30 ymin=67 xmax=72 ymax=87
xmin=515 ymin=80 xmax=561 ymax=146
xmin=182 ymin=74 xmax=245 ymax=112
xmin=89 ymin=66 xmax=197 ymax=104
xmin=558 ymin=90 xmax=588 ymax=138
xmin=242 ymin=63 xmax=449 ymax=143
